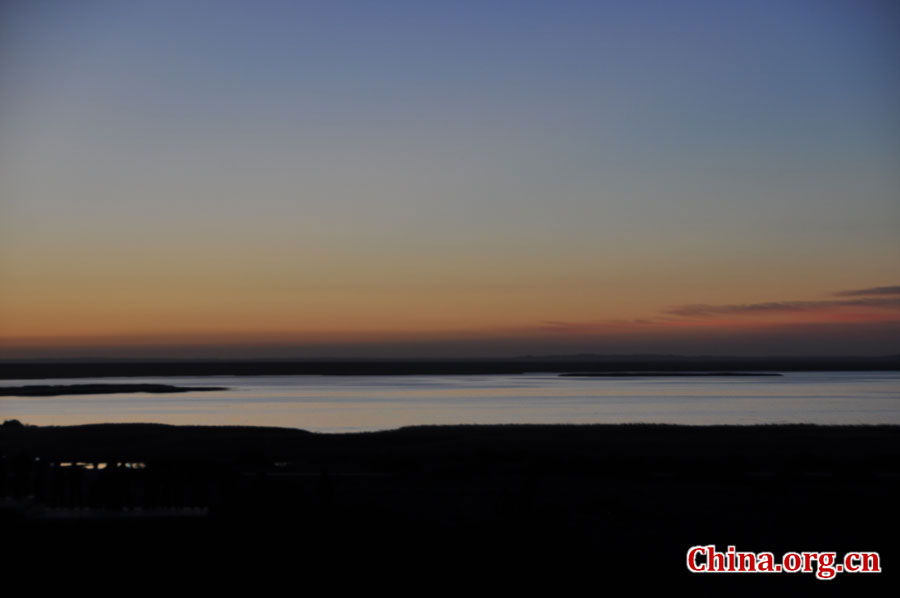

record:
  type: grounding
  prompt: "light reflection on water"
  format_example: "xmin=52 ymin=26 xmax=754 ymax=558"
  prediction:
xmin=1 ymin=372 xmax=898 ymax=432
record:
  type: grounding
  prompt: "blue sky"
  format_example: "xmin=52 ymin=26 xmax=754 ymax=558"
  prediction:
xmin=1 ymin=0 xmax=898 ymax=356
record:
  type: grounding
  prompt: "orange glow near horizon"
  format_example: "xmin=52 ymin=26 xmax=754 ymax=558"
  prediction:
xmin=3 ymin=235 xmax=898 ymax=346
xmin=2 ymin=2 xmax=899 ymax=359
xmin=4 ymin=301 xmax=899 ymax=356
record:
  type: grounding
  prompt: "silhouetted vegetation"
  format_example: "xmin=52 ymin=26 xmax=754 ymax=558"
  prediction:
xmin=2 ymin=423 xmax=897 ymax=593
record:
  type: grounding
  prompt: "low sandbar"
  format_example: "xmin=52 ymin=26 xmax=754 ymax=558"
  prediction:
xmin=0 ymin=383 xmax=228 ymax=397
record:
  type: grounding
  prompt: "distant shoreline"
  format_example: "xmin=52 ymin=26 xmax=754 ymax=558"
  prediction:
xmin=1 ymin=357 xmax=898 ymax=379
xmin=559 ymin=371 xmax=782 ymax=377
xmin=0 ymin=383 xmax=228 ymax=397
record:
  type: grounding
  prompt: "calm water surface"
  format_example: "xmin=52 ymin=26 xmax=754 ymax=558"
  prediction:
xmin=1 ymin=372 xmax=898 ymax=432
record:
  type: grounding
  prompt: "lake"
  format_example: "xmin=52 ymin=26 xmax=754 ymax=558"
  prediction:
xmin=1 ymin=371 xmax=898 ymax=432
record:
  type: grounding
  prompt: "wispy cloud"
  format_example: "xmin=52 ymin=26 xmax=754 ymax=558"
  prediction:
xmin=665 ymin=298 xmax=900 ymax=318
xmin=834 ymin=285 xmax=900 ymax=297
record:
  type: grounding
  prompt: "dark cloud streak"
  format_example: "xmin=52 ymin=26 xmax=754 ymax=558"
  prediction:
xmin=666 ymin=298 xmax=900 ymax=317
xmin=834 ymin=285 xmax=900 ymax=297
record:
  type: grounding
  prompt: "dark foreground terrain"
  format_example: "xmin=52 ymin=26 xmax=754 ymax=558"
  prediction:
xmin=2 ymin=422 xmax=898 ymax=593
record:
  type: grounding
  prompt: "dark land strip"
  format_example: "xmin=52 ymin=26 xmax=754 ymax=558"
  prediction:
xmin=559 ymin=371 xmax=782 ymax=377
xmin=1 ymin=422 xmax=898 ymax=593
xmin=2 ymin=356 xmax=899 ymax=380
xmin=0 ymin=384 xmax=228 ymax=397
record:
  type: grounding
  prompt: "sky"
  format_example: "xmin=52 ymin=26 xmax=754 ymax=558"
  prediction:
xmin=1 ymin=0 xmax=898 ymax=358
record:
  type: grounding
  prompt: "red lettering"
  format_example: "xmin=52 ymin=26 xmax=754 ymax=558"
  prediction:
xmin=757 ymin=552 xmax=776 ymax=572
xmin=802 ymin=552 xmax=815 ymax=573
xmin=859 ymin=552 xmax=881 ymax=573
xmin=736 ymin=552 xmax=755 ymax=572
xmin=710 ymin=548 xmax=726 ymax=572
xmin=687 ymin=546 xmax=708 ymax=572
xmin=782 ymin=552 xmax=801 ymax=572
xmin=685 ymin=546 xmax=880 ymax=578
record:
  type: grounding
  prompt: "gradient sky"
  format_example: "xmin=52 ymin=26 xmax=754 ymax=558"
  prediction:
xmin=1 ymin=0 xmax=898 ymax=358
